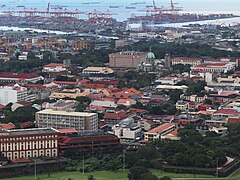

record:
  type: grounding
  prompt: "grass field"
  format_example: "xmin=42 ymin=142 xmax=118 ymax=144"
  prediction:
xmin=2 ymin=170 xmax=216 ymax=180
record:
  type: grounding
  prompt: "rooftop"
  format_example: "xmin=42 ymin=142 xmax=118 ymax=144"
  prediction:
xmin=147 ymin=123 xmax=175 ymax=134
xmin=36 ymin=109 xmax=96 ymax=117
xmin=0 ymin=128 xmax=58 ymax=136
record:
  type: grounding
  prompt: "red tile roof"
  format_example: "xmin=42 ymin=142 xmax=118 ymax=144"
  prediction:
xmin=11 ymin=158 xmax=32 ymax=164
xmin=44 ymin=63 xmax=65 ymax=67
xmin=16 ymin=101 xmax=31 ymax=106
xmin=148 ymin=123 xmax=175 ymax=133
xmin=53 ymin=81 xmax=78 ymax=85
xmin=104 ymin=110 xmax=127 ymax=120
xmin=214 ymin=109 xmax=240 ymax=115
xmin=57 ymin=128 xmax=78 ymax=134
xmin=0 ymin=122 xmax=15 ymax=130
xmin=227 ymin=117 xmax=240 ymax=124
xmin=0 ymin=72 xmax=39 ymax=79
xmin=129 ymin=108 xmax=146 ymax=113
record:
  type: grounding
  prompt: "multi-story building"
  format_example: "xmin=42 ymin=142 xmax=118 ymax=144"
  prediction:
xmin=191 ymin=63 xmax=235 ymax=73
xmin=109 ymin=51 xmax=148 ymax=68
xmin=42 ymin=63 xmax=67 ymax=73
xmin=72 ymin=39 xmax=92 ymax=51
xmin=0 ymin=128 xmax=59 ymax=160
xmin=0 ymin=84 xmax=34 ymax=105
xmin=171 ymin=57 xmax=202 ymax=66
xmin=36 ymin=109 xmax=98 ymax=133
xmin=144 ymin=123 xmax=176 ymax=141
xmin=0 ymin=72 xmax=43 ymax=84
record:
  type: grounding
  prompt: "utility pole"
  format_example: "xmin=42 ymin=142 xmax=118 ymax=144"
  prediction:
xmin=122 ymin=149 xmax=126 ymax=171
xmin=216 ymin=158 xmax=219 ymax=178
xmin=34 ymin=159 xmax=37 ymax=179
xmin=82 ymin=156 xmax=85 ymax=175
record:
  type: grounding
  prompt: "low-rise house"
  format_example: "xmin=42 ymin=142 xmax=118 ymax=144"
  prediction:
xmin=144 ymin=123 xmax=176 ymax=141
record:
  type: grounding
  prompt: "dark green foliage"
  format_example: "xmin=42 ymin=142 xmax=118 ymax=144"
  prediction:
xmin=117 ymin=71 xmax=156 ymax=89
xmin=172 ymin=64 xmax=191 ymax=73
xmin=3 ymin=106 xmax=37 ymax=124
xmin=55 ymin=76 xmax=76 ymax=82
xmin=88 ymin=175 xmax=95 ymax=180
xmin=148 ymin=103 xmax=178 ymax=115
xmin=75 ymin=96 xmax=92 ymax=112
xmin=128 ymin=166 xmax=159 ymax=180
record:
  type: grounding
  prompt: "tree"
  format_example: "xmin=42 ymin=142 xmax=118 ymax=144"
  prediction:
xmin=88 ymin=175 xmax=95 ymax=180
xmin=76 ymin=96 xmax=91 ymax=104
xmin=128 ymin=166 xmax=151 ymax=180
xmin=169 ymin=90 xmax=183 ymax=103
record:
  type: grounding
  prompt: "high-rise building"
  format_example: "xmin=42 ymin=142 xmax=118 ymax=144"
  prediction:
xmin=36 ymin=109 xmax=98 ymax=133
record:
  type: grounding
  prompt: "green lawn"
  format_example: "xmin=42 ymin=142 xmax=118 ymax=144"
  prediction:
xmin=2 ymin=170 xmax=216 ymax=180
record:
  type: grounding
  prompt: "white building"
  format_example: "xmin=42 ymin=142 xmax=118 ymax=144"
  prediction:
xmin=36 ymin=109 xmax=98 ymax=133
xmin=43 ymin=63 xmax=67 ymax=72
xmin=155 ymin=77 xmax=181 ymax=85
xmin=0 ymin=84 xmax=30 ymax=105
xmin=191 ymin=63 xmax=235 ymax=73
xmin=113 ymin=124 xmax=142 ymax=140
xmin=171 ymin=57 xmax=202 ymax=66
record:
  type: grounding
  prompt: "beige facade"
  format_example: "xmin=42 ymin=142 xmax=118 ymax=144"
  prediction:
xmin=36 ymin=109 xmax=98 ymax=133
xmin=109 ymin=51 xmax=148 ymax=68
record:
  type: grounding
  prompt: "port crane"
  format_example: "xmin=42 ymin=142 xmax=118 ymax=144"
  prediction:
xmin=139 ymin=0 xmax=183 ymax=16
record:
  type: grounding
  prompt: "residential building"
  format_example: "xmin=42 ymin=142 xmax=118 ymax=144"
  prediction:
xmin=109 ymin=51 xmax=148 ymax=68
xmin=144 ymin=123 xmax=176 ymax=141
xmin=0 ymin=128 xmax=59 ymax=160
xmin=36 ymin=109 xmax=98 ymax=133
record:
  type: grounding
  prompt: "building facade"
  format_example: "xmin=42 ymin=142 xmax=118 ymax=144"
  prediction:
xmin=109 ymin=51 xmax=148 ymax=68
xmin=36 ymin=109 xmax=98 ymax=133
xmin=0 ymin=128 xmax=59 ymax=160
xmin=0 ymin=84 xmax=33 ymax=105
